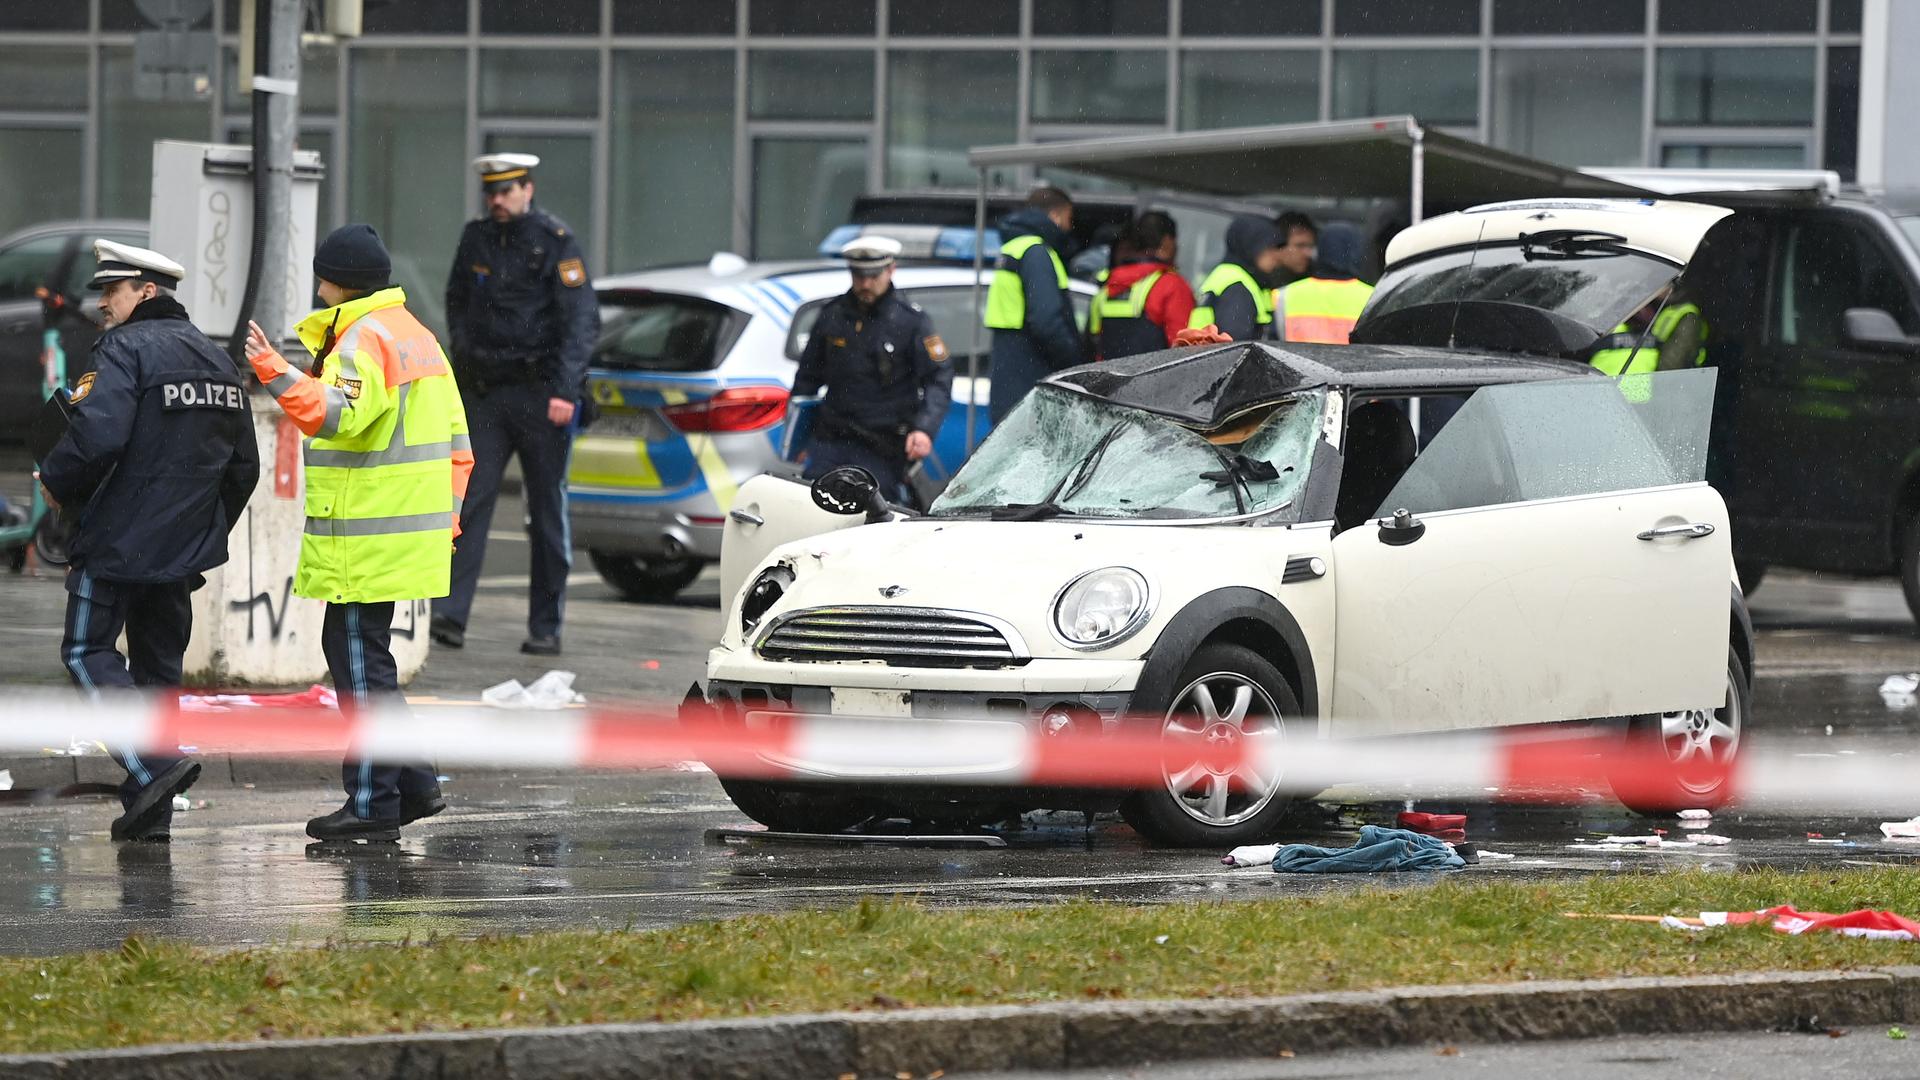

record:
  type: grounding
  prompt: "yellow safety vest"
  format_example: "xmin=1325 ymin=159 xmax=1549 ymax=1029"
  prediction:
xmin=288 ymin=289 xmax=471 ymax=604
xmin=1277 ymin=277 xmax=1375 ymax=344
xmin=983 ymin=234 xmax=1069 ymax=330
xmin=1190 ymin=263 xmax=1273 ymax=331
xmin=1589 ymin=302 xmax=1709 ymax=376
xmin=1087 ymin=268 xmax=1165 ymax=333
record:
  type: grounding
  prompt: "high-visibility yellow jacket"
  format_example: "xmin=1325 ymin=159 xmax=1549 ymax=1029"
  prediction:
xmin=1589 ymin=302 xmax=1709 ymax=375
xmin=1276 ymin=276 xmax=1375 ymax=344
xmin=249 ymin=287 xmax=474 ymax=604
xmin=1189 ymin=263 xmax=1273 ymax=334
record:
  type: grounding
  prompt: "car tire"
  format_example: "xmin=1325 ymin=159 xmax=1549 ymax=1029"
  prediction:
xmin=1734 ymin=558 xmax=1766 ymax=597
xmin=1119 ymin=641 xmax=1301 ymax=848
xmin=588 ymin=549 xmax=705 ymax=602
xmin=718 ymin=778 xmax=875 ymax=834
xmin=1610 ymin=647 xmax=1749 ymax=815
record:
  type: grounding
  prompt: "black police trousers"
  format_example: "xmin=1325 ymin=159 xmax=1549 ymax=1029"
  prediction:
xmin=803 ymin=439 xmax=910 ymax=505
xmin=438 ymin=382 xmax=573 ymax=640
xmin=60 ymin=572 xmax=190 ymax=817
xmin=322 ymin=601 xmax=436 ymax=820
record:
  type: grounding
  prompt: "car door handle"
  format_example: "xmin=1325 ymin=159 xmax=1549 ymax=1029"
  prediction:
xmin=1637 ymin=522 xmax=1715 ymax=541
xmin=729 ymin=508 xmax=764 ymax=527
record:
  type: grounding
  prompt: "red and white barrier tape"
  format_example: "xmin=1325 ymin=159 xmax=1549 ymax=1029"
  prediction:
xmin=1 ymin=691 xmax=1911 ymax=813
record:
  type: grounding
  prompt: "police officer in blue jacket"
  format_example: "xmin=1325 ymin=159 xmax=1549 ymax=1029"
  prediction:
xmin=794 ymin=237 xmax=953 ymax=500
xmin=434 ymin=153 xmax=600 ymax=657
xmin=37 ymin=240 xmax=260 ymax=842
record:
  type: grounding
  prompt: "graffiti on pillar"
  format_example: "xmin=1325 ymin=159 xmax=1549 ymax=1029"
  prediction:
xmin=231 ymin=576 xmax=296 ymax=643
xmin=391 ymin=598 xmax=430 ymax=641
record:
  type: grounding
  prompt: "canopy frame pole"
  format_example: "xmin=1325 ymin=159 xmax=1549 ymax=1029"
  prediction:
xmin=967 ymin=168 xmax=987 ymax=454
xmin=1409 ymin=124 xmax=1426 ymax=225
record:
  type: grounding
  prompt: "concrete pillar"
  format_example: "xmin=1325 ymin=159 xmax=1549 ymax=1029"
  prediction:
xmin=1857 ymin=0 xmax=1920 ymax=193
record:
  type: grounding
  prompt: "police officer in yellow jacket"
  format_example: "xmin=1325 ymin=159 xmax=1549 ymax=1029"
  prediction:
xmin=1590 ymin=284 xmax=1709 ymax=377
xmin=244 ymin=224 xmax=475 ymax=843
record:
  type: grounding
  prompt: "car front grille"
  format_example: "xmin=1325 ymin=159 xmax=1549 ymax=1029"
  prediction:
xmin=755 ymin=606 xmax=1029 ymax=668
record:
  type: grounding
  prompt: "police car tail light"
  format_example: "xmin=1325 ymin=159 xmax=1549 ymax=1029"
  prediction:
xmin=662 ymin=386 xmax=790 ymax=433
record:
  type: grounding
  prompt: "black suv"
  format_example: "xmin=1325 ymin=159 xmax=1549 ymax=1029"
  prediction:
xmin=1355 ymin=192 xmax=1920 ymax=621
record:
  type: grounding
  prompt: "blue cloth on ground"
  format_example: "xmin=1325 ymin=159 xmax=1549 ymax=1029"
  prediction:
xmin=1271 ymin=825 xmax=1465 ymax=873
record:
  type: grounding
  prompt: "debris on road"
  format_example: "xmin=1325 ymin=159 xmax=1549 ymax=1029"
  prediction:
xmin=1678 ymin=808 xmax=1712 ymax=820
xmin=1571 ymin=905 xmax=1920 ymax=940
xmin=1223 ymin=844 xmax=1280 ymax=867
xmin=179 ymin=685 xmax=337 ymax=711
xmin=1879 ymin=673 xmax=1919 ymax=707
xmin=1880 ymin=817 xmax=1920 ymax=840
xmin=1397 ymin=811 xmax=1467 ymax=841
xmin=1266 ymin=826 xmax=1465 ymax=873
xmin=482 ymin=670 xmax=586 ymax=710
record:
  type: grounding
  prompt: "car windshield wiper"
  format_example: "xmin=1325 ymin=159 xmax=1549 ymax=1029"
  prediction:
xmin=988 ymin=501 xmax=1075 ymax=521
xmin=1518 ymin=229 xmax=1632 ymax=261
xmin=1056 ymin=422 xmax=1127 ymax=505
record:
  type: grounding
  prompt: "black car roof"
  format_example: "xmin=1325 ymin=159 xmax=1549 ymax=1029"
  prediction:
xmin=1044 ymin=342 xmax=1596 ymax=429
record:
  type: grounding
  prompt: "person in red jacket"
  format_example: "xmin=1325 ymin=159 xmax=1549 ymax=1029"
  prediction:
xmin=1091 ymin=211 xmax=1196 ymax=359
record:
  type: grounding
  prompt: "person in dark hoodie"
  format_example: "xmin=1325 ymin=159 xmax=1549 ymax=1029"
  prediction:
xmin=1091 ymin=211 xmax=1195 ymax=359
xmin=984 ymin=186 xmax=1081 ymax=422
xmin=1189 ymin=214 xmax=1287 ymax=343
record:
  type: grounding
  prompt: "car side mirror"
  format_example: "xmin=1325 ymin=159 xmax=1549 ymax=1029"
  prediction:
xmin=1842 ymin=307 xmax=1917 ymax=353
xmin=810 ymin=465 xmax=888 ymax=522
xmin=1377 ymin=507 xmax=1425 ymax=546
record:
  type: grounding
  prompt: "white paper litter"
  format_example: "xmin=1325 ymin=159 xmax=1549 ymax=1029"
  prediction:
xmin=1678 ymin=808 xmax=1712 ymax=820
xmin=1881 ymin=673 xmax=1920 ymax=707
xmin=171 ymin=794 xmax=191 ymax=812
xmin=1223 ymin=843 xmax=1281 ymax=868
xmin=1690 ymin=834 xmax=1734 ymax=846
xmin=482 ymin=670 xmax=586 ymax=710
xmin=0 ymin=770 xmax=11 ymax=791
xmin=1881 ymin=817 xmax=1920 ymax=840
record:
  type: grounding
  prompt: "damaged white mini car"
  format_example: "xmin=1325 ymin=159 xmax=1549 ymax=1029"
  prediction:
xmin=700 ymin=343 xmax=1751 ymax=846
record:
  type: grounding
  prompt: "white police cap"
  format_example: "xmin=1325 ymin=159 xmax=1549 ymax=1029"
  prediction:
xmin=472 ymin=152 xmax=540 ymax=190
xmin=839 ymin=235 xmax=901 ymax=272
xmin=87 ymin=238 xmax=185 ymax=291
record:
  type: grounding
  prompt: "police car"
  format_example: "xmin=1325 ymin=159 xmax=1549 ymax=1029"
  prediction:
xmin=571 ymin=255 xmax=1094 ymax=601
xmin=704 ymin=342 xmax=1752 ymax=847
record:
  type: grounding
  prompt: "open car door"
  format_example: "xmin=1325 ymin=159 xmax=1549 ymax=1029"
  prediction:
xmin=718 ymin=469 xmax=868 ymax=613
xmin=1329 ymin=369 xmax=1729 ymax=735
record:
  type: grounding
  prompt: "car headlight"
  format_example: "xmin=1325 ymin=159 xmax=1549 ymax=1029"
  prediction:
xmin=1052 ymin=567 xmax=1151 ymax=650
xmin=740 ymin=565 xmax=794 ymax=636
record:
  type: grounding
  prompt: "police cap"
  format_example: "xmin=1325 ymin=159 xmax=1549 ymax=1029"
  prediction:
xmin=87 ymin=238 xmax=185 ymax=291
xmin=839 ymin=235 xmax=901 ymax=275
xmin=472 ymin=152 xmax=540 ymax=193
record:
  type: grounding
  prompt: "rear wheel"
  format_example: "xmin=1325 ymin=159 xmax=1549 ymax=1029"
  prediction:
xmin=589 ymin=549 xmax=705 ymax=602
xmin=719 ymin=779 xmax=875 ymax=834
xmin=1610 ymin=648 xmax=1748 ymax=814
xmin=1120 ymin=642 xmax=1299 ymax=847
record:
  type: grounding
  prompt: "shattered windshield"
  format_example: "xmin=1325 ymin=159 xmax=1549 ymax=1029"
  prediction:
xmin=1365 ymin=243 xmax=1681 ymax=335
xmin=931 ymin=386 xmax=1324 ymax=521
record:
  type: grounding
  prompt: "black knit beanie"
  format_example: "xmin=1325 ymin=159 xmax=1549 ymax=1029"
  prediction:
xmin=313 ymin=223 xmax=392 ymax=291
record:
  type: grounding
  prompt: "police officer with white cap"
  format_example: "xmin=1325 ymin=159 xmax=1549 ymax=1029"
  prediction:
xmin=436 ymin=152 xmax=600 ymax=656
xmin=36 ymin=240 xmax=260 ymax=842
xmin=793 ymin=236 xmax=953 ymax=499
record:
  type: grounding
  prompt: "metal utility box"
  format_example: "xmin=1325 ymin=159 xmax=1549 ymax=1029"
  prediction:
xmin=148 ymin=140 xmax=325 ymax=344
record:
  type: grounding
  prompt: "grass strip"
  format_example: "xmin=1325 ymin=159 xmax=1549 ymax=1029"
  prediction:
xmin=4 ymin=866 xmax=1919 ymax=1055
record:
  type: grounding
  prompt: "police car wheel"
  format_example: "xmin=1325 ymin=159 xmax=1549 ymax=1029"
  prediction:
xmin=719 ymin=778 xmax=875 ymax=834
xmin=588 ymin=550 xmax=705 ymax=602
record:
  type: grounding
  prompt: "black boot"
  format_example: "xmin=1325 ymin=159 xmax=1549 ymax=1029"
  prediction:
xmin=307 ymin=804 xmax=402 ymax=843
xmin=429 ymin=614 xmax=465 ymax=648
xmin=111 ymin=760 xmax=201 ymax=842
xmin=399 ymin=787 xmax=447 ymax=826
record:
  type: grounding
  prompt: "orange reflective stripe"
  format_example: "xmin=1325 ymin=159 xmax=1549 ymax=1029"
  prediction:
xmin=366 ymin=307 xmax=452 ymax=386
xmin=1283 ymin=314 xmax=1358 ymax=344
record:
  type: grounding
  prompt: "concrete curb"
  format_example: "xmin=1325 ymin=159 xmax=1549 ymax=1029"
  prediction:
xmin=2 ymin=966 xmax=1916 ymax=1078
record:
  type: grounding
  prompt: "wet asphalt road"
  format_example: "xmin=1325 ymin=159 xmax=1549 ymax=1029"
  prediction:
xmin=1 ymin=531 xmax=1919 ymax=954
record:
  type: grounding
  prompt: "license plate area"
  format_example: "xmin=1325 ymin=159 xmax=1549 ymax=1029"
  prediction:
xmin=589 ymin=408 xmax=671 ymax=442
xmin=830 ymin=688 xmax=912 ymax=717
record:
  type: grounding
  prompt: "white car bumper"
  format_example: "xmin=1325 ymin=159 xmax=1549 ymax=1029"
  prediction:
xmin=706 ymin=647 xmax=1144 ymax=695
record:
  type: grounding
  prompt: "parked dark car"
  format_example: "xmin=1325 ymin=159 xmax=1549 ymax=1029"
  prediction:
xmin=0 ymin=220 xmax=146 ymax=443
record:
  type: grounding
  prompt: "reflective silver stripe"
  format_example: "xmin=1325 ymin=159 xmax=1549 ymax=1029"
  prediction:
xmin=304 ymin=511 xmax=453 ymax=537
xmin=451 ymin=432 xmax=472 ymax=453
xmin=265 ymin=371 xmax=299 ymax=397
xmin=452 ymin=495 xmax=464 ymax=516
xmin=304 ymin=439 xmax=453 ymax=468
xmin=317 ymin=386 xmax=347 ymax=437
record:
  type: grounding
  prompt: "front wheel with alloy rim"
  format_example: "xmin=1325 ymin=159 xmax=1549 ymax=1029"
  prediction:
xmin=1120 ymin=642 xmax=1300 ymax=847
xmin=1610 ymin=648 xmax=1749 ymax=814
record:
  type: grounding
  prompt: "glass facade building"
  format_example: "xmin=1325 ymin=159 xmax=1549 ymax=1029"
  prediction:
xmin=0 ymin=0 xmax=1868 ymax=296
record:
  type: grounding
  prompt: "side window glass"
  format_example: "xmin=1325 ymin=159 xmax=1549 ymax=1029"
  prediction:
xmin=0 ymin=234 xmax=69 ymax=303
xmin=785 ymin=297 xmax=829 ymax=360
xmin=1777 ymin=221 xmax=1920 ymax=348
xmin=1374 ymin=369 xmax=1718 ymax=516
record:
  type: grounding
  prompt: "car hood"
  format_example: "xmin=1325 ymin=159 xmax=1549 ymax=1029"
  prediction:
xmin=743 ymin=519 xmax=1287 ymax=661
